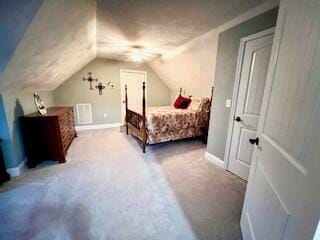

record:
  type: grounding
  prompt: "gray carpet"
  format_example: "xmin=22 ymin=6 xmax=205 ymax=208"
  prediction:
xmin=0 ymin=129 xmax=245 ymax=240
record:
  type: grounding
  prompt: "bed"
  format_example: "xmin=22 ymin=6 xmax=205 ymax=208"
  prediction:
xmin=125 ymin=82 xmax=213 ymax=153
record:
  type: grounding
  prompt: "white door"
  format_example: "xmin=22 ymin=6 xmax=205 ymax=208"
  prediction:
xmin=241 ymin=0 xmax=320 ymax=240
xmin=120 ymin=70 xmax=147 ymax=122
xmin=228 ymin=30 xmax=274 ymax=180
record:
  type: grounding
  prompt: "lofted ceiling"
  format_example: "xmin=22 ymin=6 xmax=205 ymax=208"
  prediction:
xmin=0 ymin=0 xmax=96 ymax=91
xmin=97 ymin=0 xmax=267 ymax=61
xmin=0 ymin=0 xmax=268 ymax=91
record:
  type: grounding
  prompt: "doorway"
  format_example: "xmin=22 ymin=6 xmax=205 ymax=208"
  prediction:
xmin=225 ymin=28 xmax=275 ymax=180
xmin=120 ymin=69 xmax=147 ymax=123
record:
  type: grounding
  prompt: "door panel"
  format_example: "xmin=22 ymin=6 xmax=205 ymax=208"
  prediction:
xmin=244 ymin=46 xmax=271 ymax=116
xmin=228 ymin=32 xmax=274 ymax=180
xmin=237 ymin=128 xmax=256 ymax=166
xmin=243 ymin=162 xmax=289 ymax=240
xmin=241 ymin=0 xmax=320 ymax=239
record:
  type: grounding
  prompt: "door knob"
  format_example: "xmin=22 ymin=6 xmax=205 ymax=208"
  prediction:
xmin=235 ymin=116 xmax=242 ymax=122
xmin=249 ymin=137 xmax=259 ymax=146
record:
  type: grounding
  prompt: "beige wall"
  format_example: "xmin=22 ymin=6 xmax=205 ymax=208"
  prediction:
xmin=149 ymin=30 xmax=218 ymax=101
xmin=53 ymin=58 xmax=171 ymax=126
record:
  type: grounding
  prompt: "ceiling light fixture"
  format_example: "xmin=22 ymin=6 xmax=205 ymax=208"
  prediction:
xmin=131 ymin=52 xmax=144 ymax=63
xmin=130 ymin=45 xmax=144 ymax=64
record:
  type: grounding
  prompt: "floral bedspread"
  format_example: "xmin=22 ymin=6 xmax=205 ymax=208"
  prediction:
xmin=129 ymin=97 xmax=211 ymax=144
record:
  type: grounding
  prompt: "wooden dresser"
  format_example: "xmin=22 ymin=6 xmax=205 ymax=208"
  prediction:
xmin=20 ymin=107 xmax=77 ymax=167
xmin=0 ymin=139 xmax=10 ymax=184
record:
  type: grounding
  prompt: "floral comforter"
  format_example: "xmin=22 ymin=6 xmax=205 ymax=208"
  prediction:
xmin=130 ymin=97 xmax=211 ymax=144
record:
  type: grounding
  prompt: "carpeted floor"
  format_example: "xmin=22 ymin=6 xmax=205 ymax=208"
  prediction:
xmin=0 ymin=128 xmax=246 ymax=240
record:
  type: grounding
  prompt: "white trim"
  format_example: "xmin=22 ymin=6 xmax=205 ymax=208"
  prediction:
xmin=224 ymin=28 xmax=275 ymax=170
xmin=6 ymin=159 xmax=27 ymax=177
xmin=75 ymin=123 xmax=122 ymax=131
xmin=205 ymin=152 xmax=225 ymax=169
xmin=160 ymin=0 xmax=279 ymax=60
xmin=120 ymin=69 xmax=148 ymax=74
xmin=241 ymin=27 xmax=275 ymax=42
xmin=216 ymin=0 xmax=279 ymax=33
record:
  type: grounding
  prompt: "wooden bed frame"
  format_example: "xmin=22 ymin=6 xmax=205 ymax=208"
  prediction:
xmin=125 ymin=82 xmax=214 ymax=153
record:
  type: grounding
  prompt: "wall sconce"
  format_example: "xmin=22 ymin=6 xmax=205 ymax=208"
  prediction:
xmin=83 ymin=72 xmax=98 ymax=90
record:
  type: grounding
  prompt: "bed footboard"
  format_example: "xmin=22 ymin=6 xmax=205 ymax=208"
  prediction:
xmin=124 ymin=83 xmax=214 ymax=152
xmin=125 ymin=83 xmax=147 ymax=153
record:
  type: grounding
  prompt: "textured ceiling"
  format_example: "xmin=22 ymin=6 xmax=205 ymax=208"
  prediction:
xmin=97 ymin=0 xmax=267 ymax=61
xmin=0 ymin=0 xmax=96 ymax=91
xmin=0 ymin=0 xmax=268 ymax=91
xmin=0 ymin=0 xmax=43 ymax=74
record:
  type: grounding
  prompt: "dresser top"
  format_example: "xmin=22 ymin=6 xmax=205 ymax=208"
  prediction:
xmin=22 ymin=107 xmax=73 ymax=118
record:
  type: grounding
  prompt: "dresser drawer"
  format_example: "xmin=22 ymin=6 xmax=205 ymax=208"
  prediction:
xmin=59 ymin=118 xmax=69 ymax=128
xmin=60 ymin=121 xmax=73 ymax=133
xmin=59 ymin=112 xmax=75 ymax=153
xmin=62 ymin=132 xmax=74 ymax=152
xmin=59 ymin=112 xmax=74 ymax=132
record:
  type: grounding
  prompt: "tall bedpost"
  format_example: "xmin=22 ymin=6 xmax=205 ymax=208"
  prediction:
xmin=179 ymin=87 xmax=182 ymax=96
xmin=202 ymin=86 xmax=214 ymax=144
xmin=209 ymin=86 xmax=214 ymax=120
xmin=142 ymin=82 xmax=147 ymax=153
xmin=208 ymin=86 xmax=214 ymax=126
xmin=125 ymin=84 xmax=128 ymax=135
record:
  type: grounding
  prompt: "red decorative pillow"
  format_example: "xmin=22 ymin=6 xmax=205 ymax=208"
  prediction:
xmin=174 ymin=95 xmax=184 ymax=108
xmin=180 ymin=97 xmax=191 ymax=109
xmin=174 ymin=95 xmax=191 ymax=109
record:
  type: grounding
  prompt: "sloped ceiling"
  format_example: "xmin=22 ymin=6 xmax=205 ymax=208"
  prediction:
xmin=149 ymin=0 xmax=279 ymax=98
xmin=0 ymin=0 xmax=268 ymax=92
xmin=97 ymin=0 xmax=267 ymax=61
xmin=0 ymin=0 xmax=43 ymax=74
xmin=149 ymin=30 xmax=219 ymax=98
xmin=0 ymin=0 xmax=96 ymax=91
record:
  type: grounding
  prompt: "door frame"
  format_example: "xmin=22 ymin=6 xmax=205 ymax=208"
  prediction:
xmin=224 ymin=27 xmax=275 ymax=170
xmin=120 ymin=69 xmax=148 ymax=122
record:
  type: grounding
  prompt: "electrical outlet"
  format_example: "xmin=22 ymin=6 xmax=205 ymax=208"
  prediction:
xmin=103 ymin=113 xmax=108 ymax=118
xmin=225 ymin=99 xmax=232 ymax=108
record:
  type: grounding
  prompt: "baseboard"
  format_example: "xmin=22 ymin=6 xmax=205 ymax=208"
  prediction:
xmin=205 ymin=152 xmax=225 ymax=169
xmin=75 ymin=123 xmax=122 ymax=131
xmin=6 ymin=159 xmax=27 ymax=177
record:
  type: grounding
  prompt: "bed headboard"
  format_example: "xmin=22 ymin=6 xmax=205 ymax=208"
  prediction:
xmin=189 ymin=97 xmax=211 ymax=112
xmin=178 ymin=86 xmax=214 ymax=100
xmin=188 ymin=86 xmax=214 ymax=113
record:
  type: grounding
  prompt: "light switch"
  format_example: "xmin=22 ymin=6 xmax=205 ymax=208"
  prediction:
xmin=225 ymin=99 xmax=232 ymax=108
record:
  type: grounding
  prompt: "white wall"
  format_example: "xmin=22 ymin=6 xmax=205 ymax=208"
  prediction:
xmin=149 ymin=31 xmax=219 ymax=101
